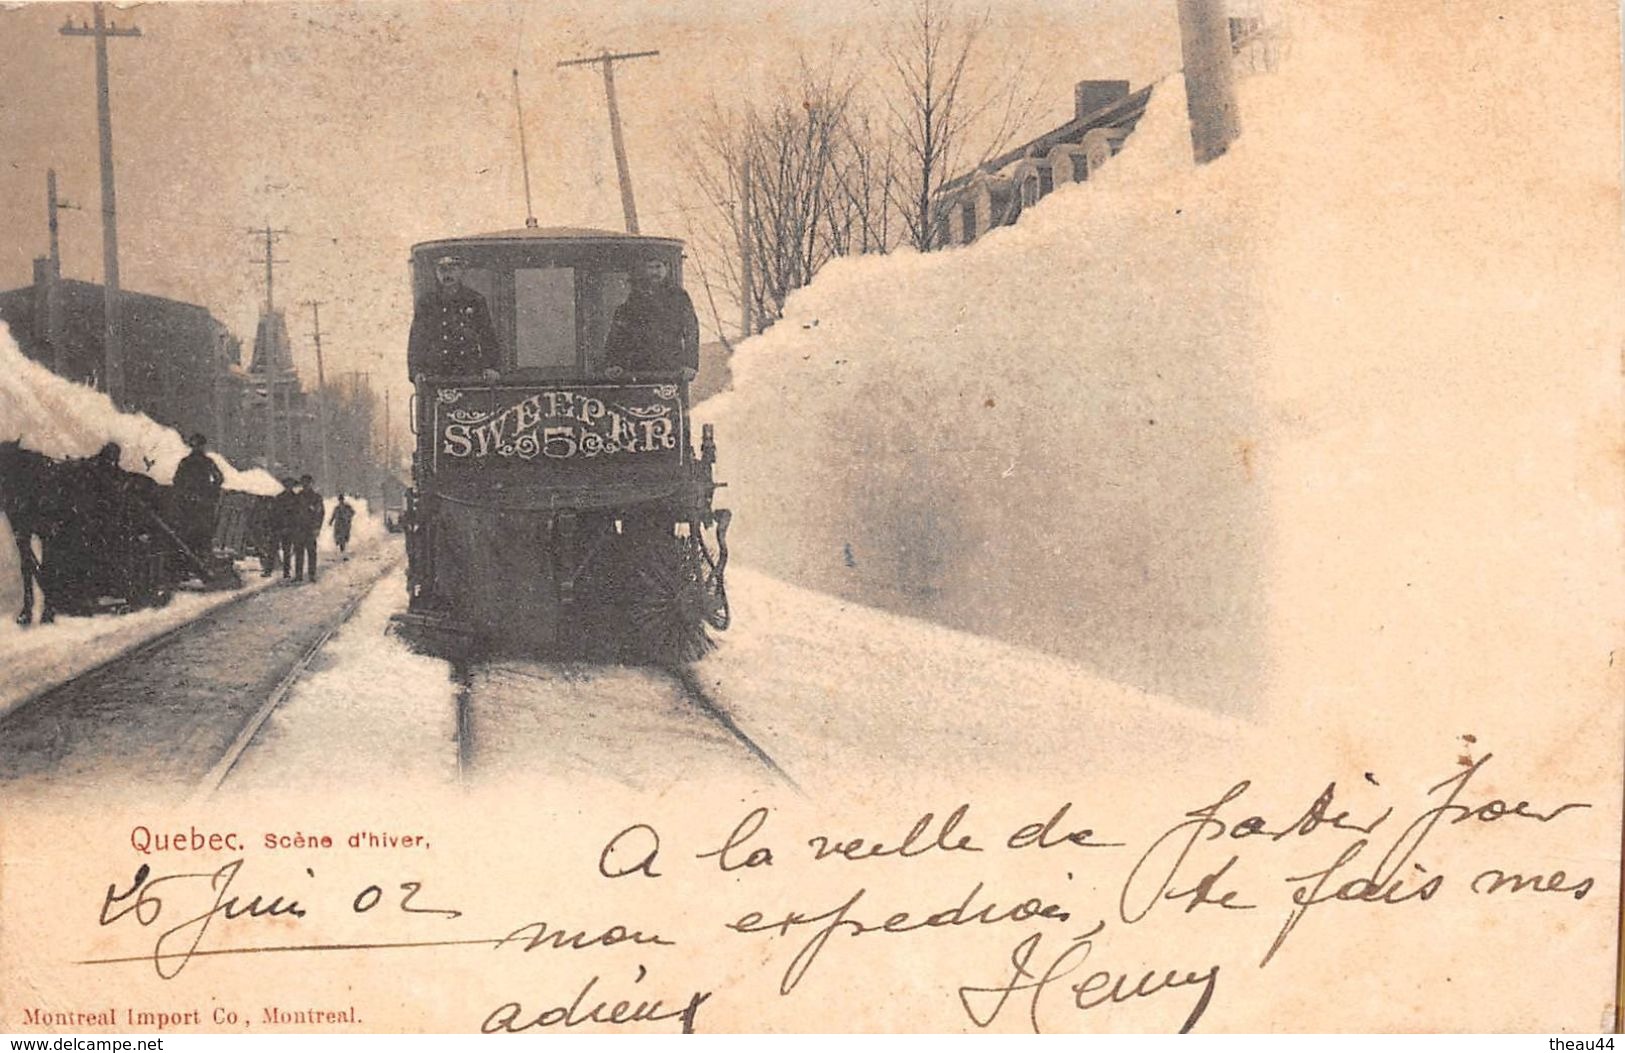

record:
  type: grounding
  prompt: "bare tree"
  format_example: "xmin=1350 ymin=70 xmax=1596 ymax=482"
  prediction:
xmin=881 ymin=0 xmax=1038 ymax=251
xmin=680 ymin=54 xmax=875 ymax=330
xmin=824 ymin=109 xmax=896 ymax=257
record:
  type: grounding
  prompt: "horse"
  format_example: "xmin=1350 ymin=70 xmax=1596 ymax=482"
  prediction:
xmin=0 ymin=439 xmax=62 ymax=625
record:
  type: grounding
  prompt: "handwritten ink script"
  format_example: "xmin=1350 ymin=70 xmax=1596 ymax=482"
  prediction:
xmin=75 ymin=754 xmax=1597 ymax=1033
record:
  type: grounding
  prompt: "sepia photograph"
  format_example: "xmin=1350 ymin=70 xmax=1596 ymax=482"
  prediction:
xmin=0 ymin=0 xmax=1619 ymax=1035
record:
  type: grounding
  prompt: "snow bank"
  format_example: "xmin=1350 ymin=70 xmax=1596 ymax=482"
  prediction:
xmin=0 ymin=320 xmax=277 ymax=623
xmin=704 ymin=2 xmax=1622 ymax=735
xmin=1235 ymin=4 xmax=1622 ymax=753
xmin=0 ymin=323 xmax=279 ymax=493
xmin=702 ymin=70 xmax=1266 ymax=711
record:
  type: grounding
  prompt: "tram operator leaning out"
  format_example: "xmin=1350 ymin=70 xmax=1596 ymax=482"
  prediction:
xmin=408 ymin=254 xmax=502 ymax=381
xmin=603 ymin=258 xmax=700 ymax=382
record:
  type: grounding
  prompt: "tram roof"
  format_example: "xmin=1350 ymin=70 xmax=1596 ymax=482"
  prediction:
xmin=413 ymin=226 xmax=684 ymax=253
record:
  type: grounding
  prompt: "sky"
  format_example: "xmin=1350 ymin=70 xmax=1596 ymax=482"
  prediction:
xmin=0 ymin=0 xmax=1183 ymax=451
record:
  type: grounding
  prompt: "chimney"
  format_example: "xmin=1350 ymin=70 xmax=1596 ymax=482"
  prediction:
xmin=1075 ymin=80 xmax=1130 ymax=120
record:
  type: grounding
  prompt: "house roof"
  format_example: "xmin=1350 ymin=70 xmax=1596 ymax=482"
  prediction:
xmin=939 ymin=83 xmax=1155 ymax=195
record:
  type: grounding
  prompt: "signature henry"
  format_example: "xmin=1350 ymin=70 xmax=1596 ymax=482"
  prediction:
xmin=958 ymin=925 xmax=1219 ymax=1034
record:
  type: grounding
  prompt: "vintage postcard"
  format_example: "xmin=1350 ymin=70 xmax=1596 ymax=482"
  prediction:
xmin=0 ymin=0 xmax=1620 ymax=1035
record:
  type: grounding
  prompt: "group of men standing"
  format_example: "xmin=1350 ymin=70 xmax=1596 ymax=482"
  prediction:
xmin=175 ymin=434 xmax=356 ymax=585
xmin=254 ymin=477 xmax=355 ymax=583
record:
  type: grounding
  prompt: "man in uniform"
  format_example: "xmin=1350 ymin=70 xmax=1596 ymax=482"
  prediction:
xmin=172 ymin=432 xmax=224 ymax=565
xmin=602 ymin=258 xmax=700 ymax=381
xmin=291 ymin=474 xmax=324 ymax=583
xmin=408 ymin=254 xmax=503 ymax=380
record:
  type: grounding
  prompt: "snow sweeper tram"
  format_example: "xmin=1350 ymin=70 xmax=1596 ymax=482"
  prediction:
xmin=390 ymin=226 xmax=730 ymax=662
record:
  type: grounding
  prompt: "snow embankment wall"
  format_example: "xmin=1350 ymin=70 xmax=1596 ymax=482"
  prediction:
xmin=702 ymin=72 xmax=1266 ymax=711
xmin=704 ymin=1 xmax=1623 ymax=729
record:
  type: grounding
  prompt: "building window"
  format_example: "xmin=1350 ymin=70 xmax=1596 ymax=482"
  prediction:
xmin=1072 ymin=154 xmax=1089 ymax=182
xmin=1039 ymin=166 xmax=1054 ymax=196
xmin=1021 ymin=176 xmax=1039 ymax=207
xmin=960 ymin=200 xmax=977 ymax=243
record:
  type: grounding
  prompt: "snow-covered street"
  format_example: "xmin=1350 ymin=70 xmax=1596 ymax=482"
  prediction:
xmin=0 ymin=533 xmax=1242 ymax=804
xmin=223 ymin=558 xmax=1241 ymax=800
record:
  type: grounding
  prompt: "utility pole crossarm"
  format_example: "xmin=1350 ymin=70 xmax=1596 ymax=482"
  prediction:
xmin=558 ymin=48 xmax=660 ymax=234
xmin=555 ymin=48 xmax=659 ymax=68
xmin=247 ymin=225 xmax=291 ymax=312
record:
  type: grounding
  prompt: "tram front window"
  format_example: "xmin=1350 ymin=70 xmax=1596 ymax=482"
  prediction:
xmin=513 ymin=267 xmax=577 ymax=370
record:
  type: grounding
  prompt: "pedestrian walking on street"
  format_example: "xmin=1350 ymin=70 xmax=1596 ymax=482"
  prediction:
xmin=329 ymin=493 xmax=355 ymax=557
xmin=271 ymin=478 xmax=299 ymax=580
xmin=292 ymin=474 xmax=324 ymax=583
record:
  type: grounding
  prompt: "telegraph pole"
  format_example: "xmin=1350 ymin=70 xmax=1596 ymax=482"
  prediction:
xmin=45 ymin=169 xmax=79 ymax=278
xmin=247 ymin=224 xmax=289 ymax=473
xmin=383 ymin=386 xmax=392 ymax=502
xmin=61 ymin=3 xmax=141 ymax=407
xmin=248 ymin=224 xmax=290 ymax=312
xmin=305 ymin=300 xmax=331 ymax=488
xmin=558 ymin=49 xmax=658 ymax=233
xmin=44 ymin=169 xmax=79 ymax=374
xmin=739 ymin=155 xmax=753 ymax=338
xmin=1176 ymin=0 xmax=1242 ymax=164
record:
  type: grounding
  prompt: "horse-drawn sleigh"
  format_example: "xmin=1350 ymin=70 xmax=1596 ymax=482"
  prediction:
xmin=0 ymin=439 xmax=250 ymax=625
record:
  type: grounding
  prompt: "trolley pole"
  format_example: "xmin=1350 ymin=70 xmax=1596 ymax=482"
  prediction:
xmin=61 ymin=4 xmax=141 ymax=407
xmin=558 ymin=49 xmax=658 ymax=234
xmin=305 ymin=300 xmax=331 ymax=489
xmin=511 ymin=70 xmax=538 ymax=229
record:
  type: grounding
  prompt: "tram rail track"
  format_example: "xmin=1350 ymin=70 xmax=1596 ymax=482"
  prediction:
xmin=454 ymin=655 xmax=797 ymax=793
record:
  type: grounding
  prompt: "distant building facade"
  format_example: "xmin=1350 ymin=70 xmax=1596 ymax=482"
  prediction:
xmin=934 ymin=80 xmax=1155 ymax=248
xmin=239 ymin=306 xmax=313 ymax=481
xmin=0 ymin=257 xmax=241 ymax=444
